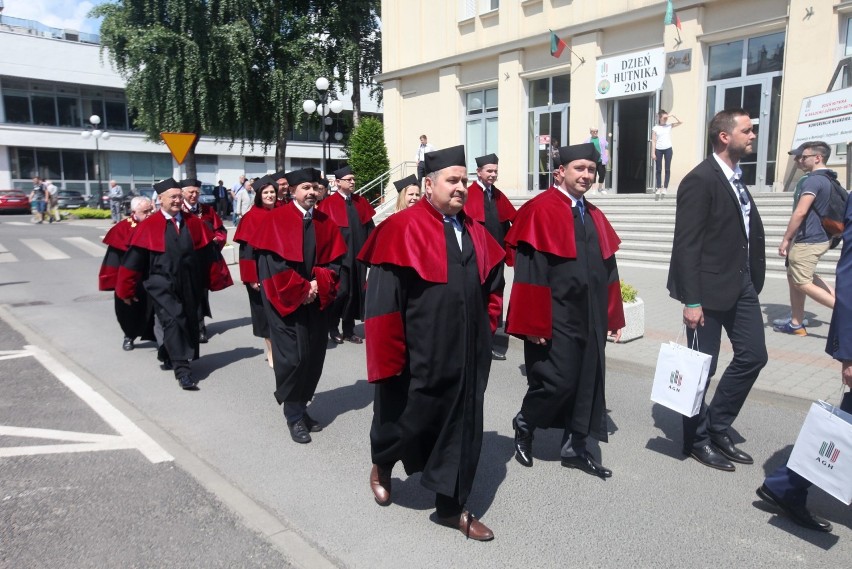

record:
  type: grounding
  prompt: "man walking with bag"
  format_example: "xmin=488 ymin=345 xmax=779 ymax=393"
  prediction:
xmin=667 ymin=108 xmax=767 ymax=472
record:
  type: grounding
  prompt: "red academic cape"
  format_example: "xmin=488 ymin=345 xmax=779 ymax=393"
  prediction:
xmin=357 ymin=198 xmax=506 ymax=381
xmin=98 ymin=216 xmax=138 ymax=291
xmin=504 ymin=188 xmax=625 ymax=337
xmin=319 ymin=191 xmax=376 ymax=228
xmin=233 ymin=205 xmax=271 ymax=284
xmin=183 ymin=202 xmax=227 ymax=249
xmin=249 ymin=201 xmax=347 ymax=317
xmin=115 ymin=212 xmax=233 ymax=300
xmin=464 ymin=180 xmax=517 ymax=225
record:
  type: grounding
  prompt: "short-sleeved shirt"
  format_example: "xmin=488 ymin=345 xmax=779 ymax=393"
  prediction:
xmin=793 ymin=170 xmax=832 ymax=244
xmin=652 ymin=124 xmax=673 ymax=150
xmin=31 ymin=183 xmax=45 ymax=201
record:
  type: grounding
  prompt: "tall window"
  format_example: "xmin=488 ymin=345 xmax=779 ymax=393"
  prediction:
xmin=0 ymin=79 xmax=130 ymax=130
xmin=459 ymin=0 xmax=498 ymax=21
xmin=464 ymin=88 xmax=498 ymax=173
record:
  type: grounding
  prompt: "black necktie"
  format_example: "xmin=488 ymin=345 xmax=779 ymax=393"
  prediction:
xmin=303 ymin=211 xmax=315 ymax=278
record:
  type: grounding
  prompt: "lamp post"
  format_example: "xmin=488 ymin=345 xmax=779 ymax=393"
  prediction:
xmin=80 ymin=114 xmax=109 ymax=206
xmin=302 ymin=77 xmax=343 ymax=175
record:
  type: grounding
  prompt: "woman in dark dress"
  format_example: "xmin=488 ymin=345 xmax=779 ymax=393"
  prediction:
xmin=234 ymin=176 xmax=278 ymax=367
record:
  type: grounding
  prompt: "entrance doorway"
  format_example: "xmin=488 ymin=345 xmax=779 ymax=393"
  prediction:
xmin=611 ymin=95 xmax=654 ymax=194
xmin=528 ymin=105 xmax=568 ymax=191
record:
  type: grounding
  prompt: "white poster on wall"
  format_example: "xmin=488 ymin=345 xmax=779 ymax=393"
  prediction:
xmin=595 ymin=47 xmax=666 ymax=100
xmin=791 ymin=87 xmax=852 ymax=147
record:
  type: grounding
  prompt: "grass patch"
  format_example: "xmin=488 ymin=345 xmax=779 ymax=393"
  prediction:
xmin=62 ymin=207 xmax=110 ymax=219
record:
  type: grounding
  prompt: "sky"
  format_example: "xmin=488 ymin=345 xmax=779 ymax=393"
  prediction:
xmin=1 ymin=0 xmax=107 ymax=35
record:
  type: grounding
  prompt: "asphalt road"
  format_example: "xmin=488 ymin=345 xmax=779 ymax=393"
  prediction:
xmin=0 ymin=214 xmax=850 ymax=568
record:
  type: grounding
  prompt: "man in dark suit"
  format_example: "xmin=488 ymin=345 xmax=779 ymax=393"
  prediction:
xmin=667 ymin=108 xmax=767 ymax=471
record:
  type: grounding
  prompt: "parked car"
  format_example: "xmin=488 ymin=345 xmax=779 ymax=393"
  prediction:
xmin=87 ymin=192 xmax=110 ymax=210
xmin=0 ymin=190 xmax=31 ymax=213
xmin=56 ymin=190 xmax=87 ymax=209
xmin=199 ymin=183 xmax=216 ymax=206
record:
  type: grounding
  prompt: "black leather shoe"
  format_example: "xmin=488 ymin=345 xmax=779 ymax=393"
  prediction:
xmin=512 ymin=417 xmax=533 ymax=467
xmin=198 ymin=326 xmax=208 ymax=343
xmin=329 ymin=334 xmax=344 ymax=344
xmin=710 ymin=433 xmax=753 ymax=464
xmin=178 ymin=375 xmax=199 ymax=390
xmin=160 ymin=359 xmax=173 ymax=371
xmin=561 ymin=451 xmax=613 ymax=479
xmin=343 ymin=334 xmax=363 ymax=345
xmin=757 ymin=484 xmax=832 ymax=532
xmin=288 ymin=419 xmax=312 ymax=444
xmin=122 ymin=337 xmax=134 ymax=351
xmin=491 ymin=349 xmax=506 ymax=361
xmin=690 ymin=444 xmax=735 ymax=471
xmin=303 ymin=412 xmax=323 ymax=433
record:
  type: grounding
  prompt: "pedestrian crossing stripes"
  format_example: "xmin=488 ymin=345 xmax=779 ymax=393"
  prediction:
xmin=20 ymin=238 xmax=70 ymax=260
xmin=0 ymin=236 xmax=106 ymax=263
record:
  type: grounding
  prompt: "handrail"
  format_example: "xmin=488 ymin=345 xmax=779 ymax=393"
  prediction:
xmin=356 ymin=161 xmax=419 ymax=207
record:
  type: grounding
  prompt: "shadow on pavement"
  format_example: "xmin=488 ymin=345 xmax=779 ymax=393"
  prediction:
xmin=193 ymin=346 xmax=265 ymax=381
xmin=311 ymin=379 xmax=373 ymax=427
xmin=206 ymin=316 xmax=252 ymax=338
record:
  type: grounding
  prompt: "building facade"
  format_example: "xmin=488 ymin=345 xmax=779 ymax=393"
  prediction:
xmin=379 ymin=0 xmax=852 ymax=195
xmin=0 ymin=16 xmax=380 ymax=194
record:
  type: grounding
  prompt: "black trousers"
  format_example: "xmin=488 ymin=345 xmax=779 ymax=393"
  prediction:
xmin=684 ymin=272 xmax=768 ymax=450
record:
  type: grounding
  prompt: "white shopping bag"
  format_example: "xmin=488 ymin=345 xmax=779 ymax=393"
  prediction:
xmin=650 ymin=332 xmax=712 ymax=417
xmin=787 ymin=400 xmax=852 ymax=505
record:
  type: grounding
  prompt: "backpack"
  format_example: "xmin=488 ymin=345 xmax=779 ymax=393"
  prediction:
xmin=809 ymin=169 xmax=848 ymax=239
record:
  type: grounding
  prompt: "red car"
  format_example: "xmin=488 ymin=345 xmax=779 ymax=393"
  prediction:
xmin=0 ymin=190 xmax=31 ymax=214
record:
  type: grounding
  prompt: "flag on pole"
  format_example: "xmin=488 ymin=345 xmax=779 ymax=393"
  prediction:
xmin=664 ymin=0 xmax=682 ymax=29
xmin=550 ymin=31 xmax=567 ymax=58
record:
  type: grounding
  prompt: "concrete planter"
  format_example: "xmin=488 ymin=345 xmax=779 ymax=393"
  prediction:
xmin=620 ymin=297 xmax=644 ymax=343
xmin=221 ymin=244 xmax=237 ymax=265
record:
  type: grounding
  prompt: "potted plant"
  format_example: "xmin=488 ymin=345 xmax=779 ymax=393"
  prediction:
xmin=619 ymin=280 xmax=644 ymax=342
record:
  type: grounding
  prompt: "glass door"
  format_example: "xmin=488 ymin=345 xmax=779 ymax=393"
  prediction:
xmin=713 ymin=76 xmax=780 ymax=188
xmin=527 ymin=105 xmax=568 ymax=191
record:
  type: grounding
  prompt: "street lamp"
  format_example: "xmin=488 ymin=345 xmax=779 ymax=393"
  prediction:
xmin=80 ymin=114 xmax=110 ymax=205
xmin=303 ymin=77 xmax=343 ymax=174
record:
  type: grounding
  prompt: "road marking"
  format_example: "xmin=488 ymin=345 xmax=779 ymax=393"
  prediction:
xmin=62 ymin=236 xmax=105 ymax=257
xmin=0 ymin=243 xmax=18 ymax=263
xmin=4 ymin=222 xmax=31 ymax=226
xmin=0 ymin=345 xmax=173 ymax=463
xmin=20 ymin=238 xmax=70 ymax=260
xmin=0 ymin=349 xmax=29 ymax=361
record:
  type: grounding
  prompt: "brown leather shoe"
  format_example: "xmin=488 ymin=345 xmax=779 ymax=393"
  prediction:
xmin=344 ymin=334 xmax=363 ymax=344
xmin=437 ymin=510 xmax=494 ymax=541
xmin=370 ymin=464 xmax=392 ymax=506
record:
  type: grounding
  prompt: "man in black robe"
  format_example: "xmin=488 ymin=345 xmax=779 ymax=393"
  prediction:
xmin=464 ymin=153 xmax=517 ymax=360
xmin=505 ymin=143 xmax=625 ymax=479
xmin=116 ymin=178 xmax=233 ymax=390
xmin=99 ymin=196 xmax=155 ymax=351
xmin=250 ymin=168 xmax=346 ymax=444
xmin=358 ymin=146 xmax=505 ymax=541
xmin=319 ymin=165 xmax=375 ymax=344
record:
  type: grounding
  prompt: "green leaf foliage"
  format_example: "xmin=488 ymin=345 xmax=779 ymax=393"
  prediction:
xmin=346 ymin=117 xmax=389 ymax=202
xmin=620 ymin=280 xmax=639 ymax=304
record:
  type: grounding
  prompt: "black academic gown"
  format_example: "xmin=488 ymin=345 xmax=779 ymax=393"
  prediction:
xmin=252 ymin=204 xmax=344 ymax=405
xmin=321 ymin=192 xmax=375 ymax=333
xmin=99 ymin=218 xmax=155 ymax=342
xmin=234 ymin=206 xmax=271 ymax=339
xmin=120 ymin=221 xmax=211 ymax=362
xmin=364 ymin=213 xmax=501 ymax=502
xmin=506 ymin=191 xmax=624 ymax=441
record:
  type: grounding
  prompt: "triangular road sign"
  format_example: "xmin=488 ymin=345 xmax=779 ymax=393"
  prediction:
xmin=160 ymin=132 xmax=198 ymax=165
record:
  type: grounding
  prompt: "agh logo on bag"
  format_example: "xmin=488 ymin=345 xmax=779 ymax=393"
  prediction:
xmin=669 ymin=370 xmax=683 ymax=391
xmin=817 ymin=440 xmax=840 ymax=467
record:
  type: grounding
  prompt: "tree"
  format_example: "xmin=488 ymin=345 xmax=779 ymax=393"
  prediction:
xmin=346 ymin=117 xmax=389 ymax=202
xmin=319 ymin=0 xmax=382 ymax=128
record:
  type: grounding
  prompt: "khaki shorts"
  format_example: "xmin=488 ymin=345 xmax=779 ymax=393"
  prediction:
xmin=787 ymin=241 xmax=831 ymax=285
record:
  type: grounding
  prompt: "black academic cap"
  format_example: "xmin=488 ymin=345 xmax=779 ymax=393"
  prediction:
xmin=393 ymin=174 xmax=419 ymax=192
xmin=272 ymin=170 xmax=288 ymax=181
xmin=153 ymin=178 xmax=180 ymax=194
xmin=424 ymin=145 xmax=466 ymax=176
xmin=310 ymin=168 xmax=323 ymax=183
xmin=333 ymin=165 xmax=353 ymax=179
xmin=475 ymin=153 xmax=498 ymax=168
xmin=179 ymin=178 xmax=202 ymax=188
xmin=318 ymin=177 xmax=330 ymax=188
xmin=557 ymin=143 xmax=600 ymax=166
xmin=252 ymin=175 xmax=275 ymax=192
xmin=284 ymin=168 xmax=315 ymax=186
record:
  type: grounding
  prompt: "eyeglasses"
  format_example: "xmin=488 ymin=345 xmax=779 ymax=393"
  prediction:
xmin=340 ymin=177 xmax=356 ymax=182
xmin=796 ymin=154 xmax=818 ymax=160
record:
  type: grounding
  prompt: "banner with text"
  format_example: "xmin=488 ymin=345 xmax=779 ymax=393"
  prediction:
xmin=792 ymin=88 xmax=852 ymax=148
xmin=595 ymin=48 xmax=666 ymax=100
